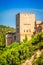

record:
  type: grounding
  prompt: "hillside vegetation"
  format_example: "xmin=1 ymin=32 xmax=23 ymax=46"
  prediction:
xmin=32 ymin=51 xmax=43 ymax=65
xmin=0 ymin=25 xmax=16 ymax=47
xmin=0 ymin=32 xmax=43 ymax=65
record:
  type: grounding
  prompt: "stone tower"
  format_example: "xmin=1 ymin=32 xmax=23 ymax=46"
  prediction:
xmin=16 ymin=13 xmax=35 ymax=42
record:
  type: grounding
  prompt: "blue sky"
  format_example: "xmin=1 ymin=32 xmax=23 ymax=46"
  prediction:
xmin=0 ymin=0 xmax=43 ymax=28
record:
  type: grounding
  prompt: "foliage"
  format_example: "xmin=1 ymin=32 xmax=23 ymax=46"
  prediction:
xmin=32 ymin=52 xmax=43 ymax=65
xmin=32 ymin=32 xmax=43 ymax=45
xmin=0 ymin=31 xmax=43 ymax=65
xmin=23 ymin=35 xmax=28 ymax=43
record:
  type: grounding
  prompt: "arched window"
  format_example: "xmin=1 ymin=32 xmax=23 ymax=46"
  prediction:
xmin=26 ymin=30 xmax=28 ymax=32
xmin=24 ymin=30 xmax=25 ymax=32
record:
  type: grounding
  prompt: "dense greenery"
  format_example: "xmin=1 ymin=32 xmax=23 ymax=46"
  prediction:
xmin=0 ymin=32 xmax=43 ymax=65
xmin=0 ymin=25 xmax=16 ymax=48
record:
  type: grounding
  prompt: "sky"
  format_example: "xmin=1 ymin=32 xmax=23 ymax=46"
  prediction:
xmin=0 ymin=0 xmax=43 ymax=28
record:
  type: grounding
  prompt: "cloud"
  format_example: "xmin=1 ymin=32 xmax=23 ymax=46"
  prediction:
xmin=31 ymin=8 xmax=43 ymax=12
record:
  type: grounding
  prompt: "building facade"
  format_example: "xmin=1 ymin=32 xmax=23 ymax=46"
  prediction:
xmin=16 ymin=13 xmax=35 ymax=42
xmin=6 ymin=31 xmax=16 ymax=46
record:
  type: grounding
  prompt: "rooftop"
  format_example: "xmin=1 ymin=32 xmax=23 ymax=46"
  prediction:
xmin=6 ymin=31 xmax=16 ymax=34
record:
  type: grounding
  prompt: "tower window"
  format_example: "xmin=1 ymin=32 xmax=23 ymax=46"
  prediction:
xmin=26 ymin=30 xmax=28 ymax=32
xmin=24 ymin=30 xmax=25 ymax=32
